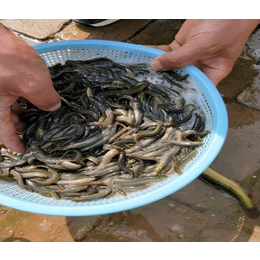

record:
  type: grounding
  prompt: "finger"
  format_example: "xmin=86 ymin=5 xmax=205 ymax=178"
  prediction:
xmin=11 ymin=111 xmax=26 ymax=134
xmin=3 ymin=54 xmax=61 ymax=112
xmin=146 ymin=45 xmax=172 ymax=52
xmin=168 ymin=40 xmax=182 ymax=51
xmin=174 ymin=19 xmax=201 ymax=44
xmin=20 ymin=71 xmax=61 ymax=112
xmin=0 ymin=108 xmax=26 ymax=154
xmin=11 ymin=101 xmax=25 ymax=115
xmin=150 ymin=42 xmax=207 ymax=71
xmin=147 ymin=40 xmax=182 ymax=54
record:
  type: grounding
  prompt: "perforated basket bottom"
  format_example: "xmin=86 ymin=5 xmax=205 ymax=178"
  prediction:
xmin=0 ymin=40 xmax=227 ymax=216
xmin=0 ymin=172 xmax=178 ymax=206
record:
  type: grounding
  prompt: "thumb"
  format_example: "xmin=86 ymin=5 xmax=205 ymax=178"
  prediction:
xmin=150 ymin=43 xmax=204 ymax=71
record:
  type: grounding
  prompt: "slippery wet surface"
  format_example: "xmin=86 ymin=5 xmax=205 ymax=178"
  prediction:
xmin=0 ymin=20 xmax=259 ymax=242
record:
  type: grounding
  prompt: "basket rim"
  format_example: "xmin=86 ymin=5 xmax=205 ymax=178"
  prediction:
xmin=0 ymin=40 xmax=228 ymax=216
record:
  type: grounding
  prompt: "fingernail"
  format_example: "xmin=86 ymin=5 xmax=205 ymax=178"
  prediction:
xmin=47 ymin=102 xmax=61 ymax=111
xmin=150 ymin=60 xmax=164 ymax=71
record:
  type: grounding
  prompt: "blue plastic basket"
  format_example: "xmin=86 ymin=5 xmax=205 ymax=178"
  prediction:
xmin=0 ymin=40 xmax=228 ymax=216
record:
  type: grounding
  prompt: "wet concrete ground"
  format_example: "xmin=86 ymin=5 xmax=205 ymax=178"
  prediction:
xmin=0 ymin=19 xmax=259 ymax=242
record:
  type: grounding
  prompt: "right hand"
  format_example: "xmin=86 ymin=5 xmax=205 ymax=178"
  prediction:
xmin=0 ymin=24 xmax=61 ymax=153
xmin=150 ymin=19 xmax=260 ymax=86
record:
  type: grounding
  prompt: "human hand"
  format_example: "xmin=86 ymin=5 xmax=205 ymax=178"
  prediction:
xmin=150 ymin=19 xmax=260 ymax=86
xmin=0 ymin=24 xmax=61 ymax=153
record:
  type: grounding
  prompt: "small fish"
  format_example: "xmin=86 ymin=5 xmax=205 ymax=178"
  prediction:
xmin=0 ymin=58 xmax=209 ymax=201
xmin=199 ymin=167 xmax=260 ymax=219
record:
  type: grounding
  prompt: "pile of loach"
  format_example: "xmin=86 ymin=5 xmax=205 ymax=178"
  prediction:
xmin=0 ymin=58 xmax=210 ymax=201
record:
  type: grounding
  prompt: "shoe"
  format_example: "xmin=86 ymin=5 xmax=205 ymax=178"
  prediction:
xmin=74 ymin=19 xmax=119 ymax=27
